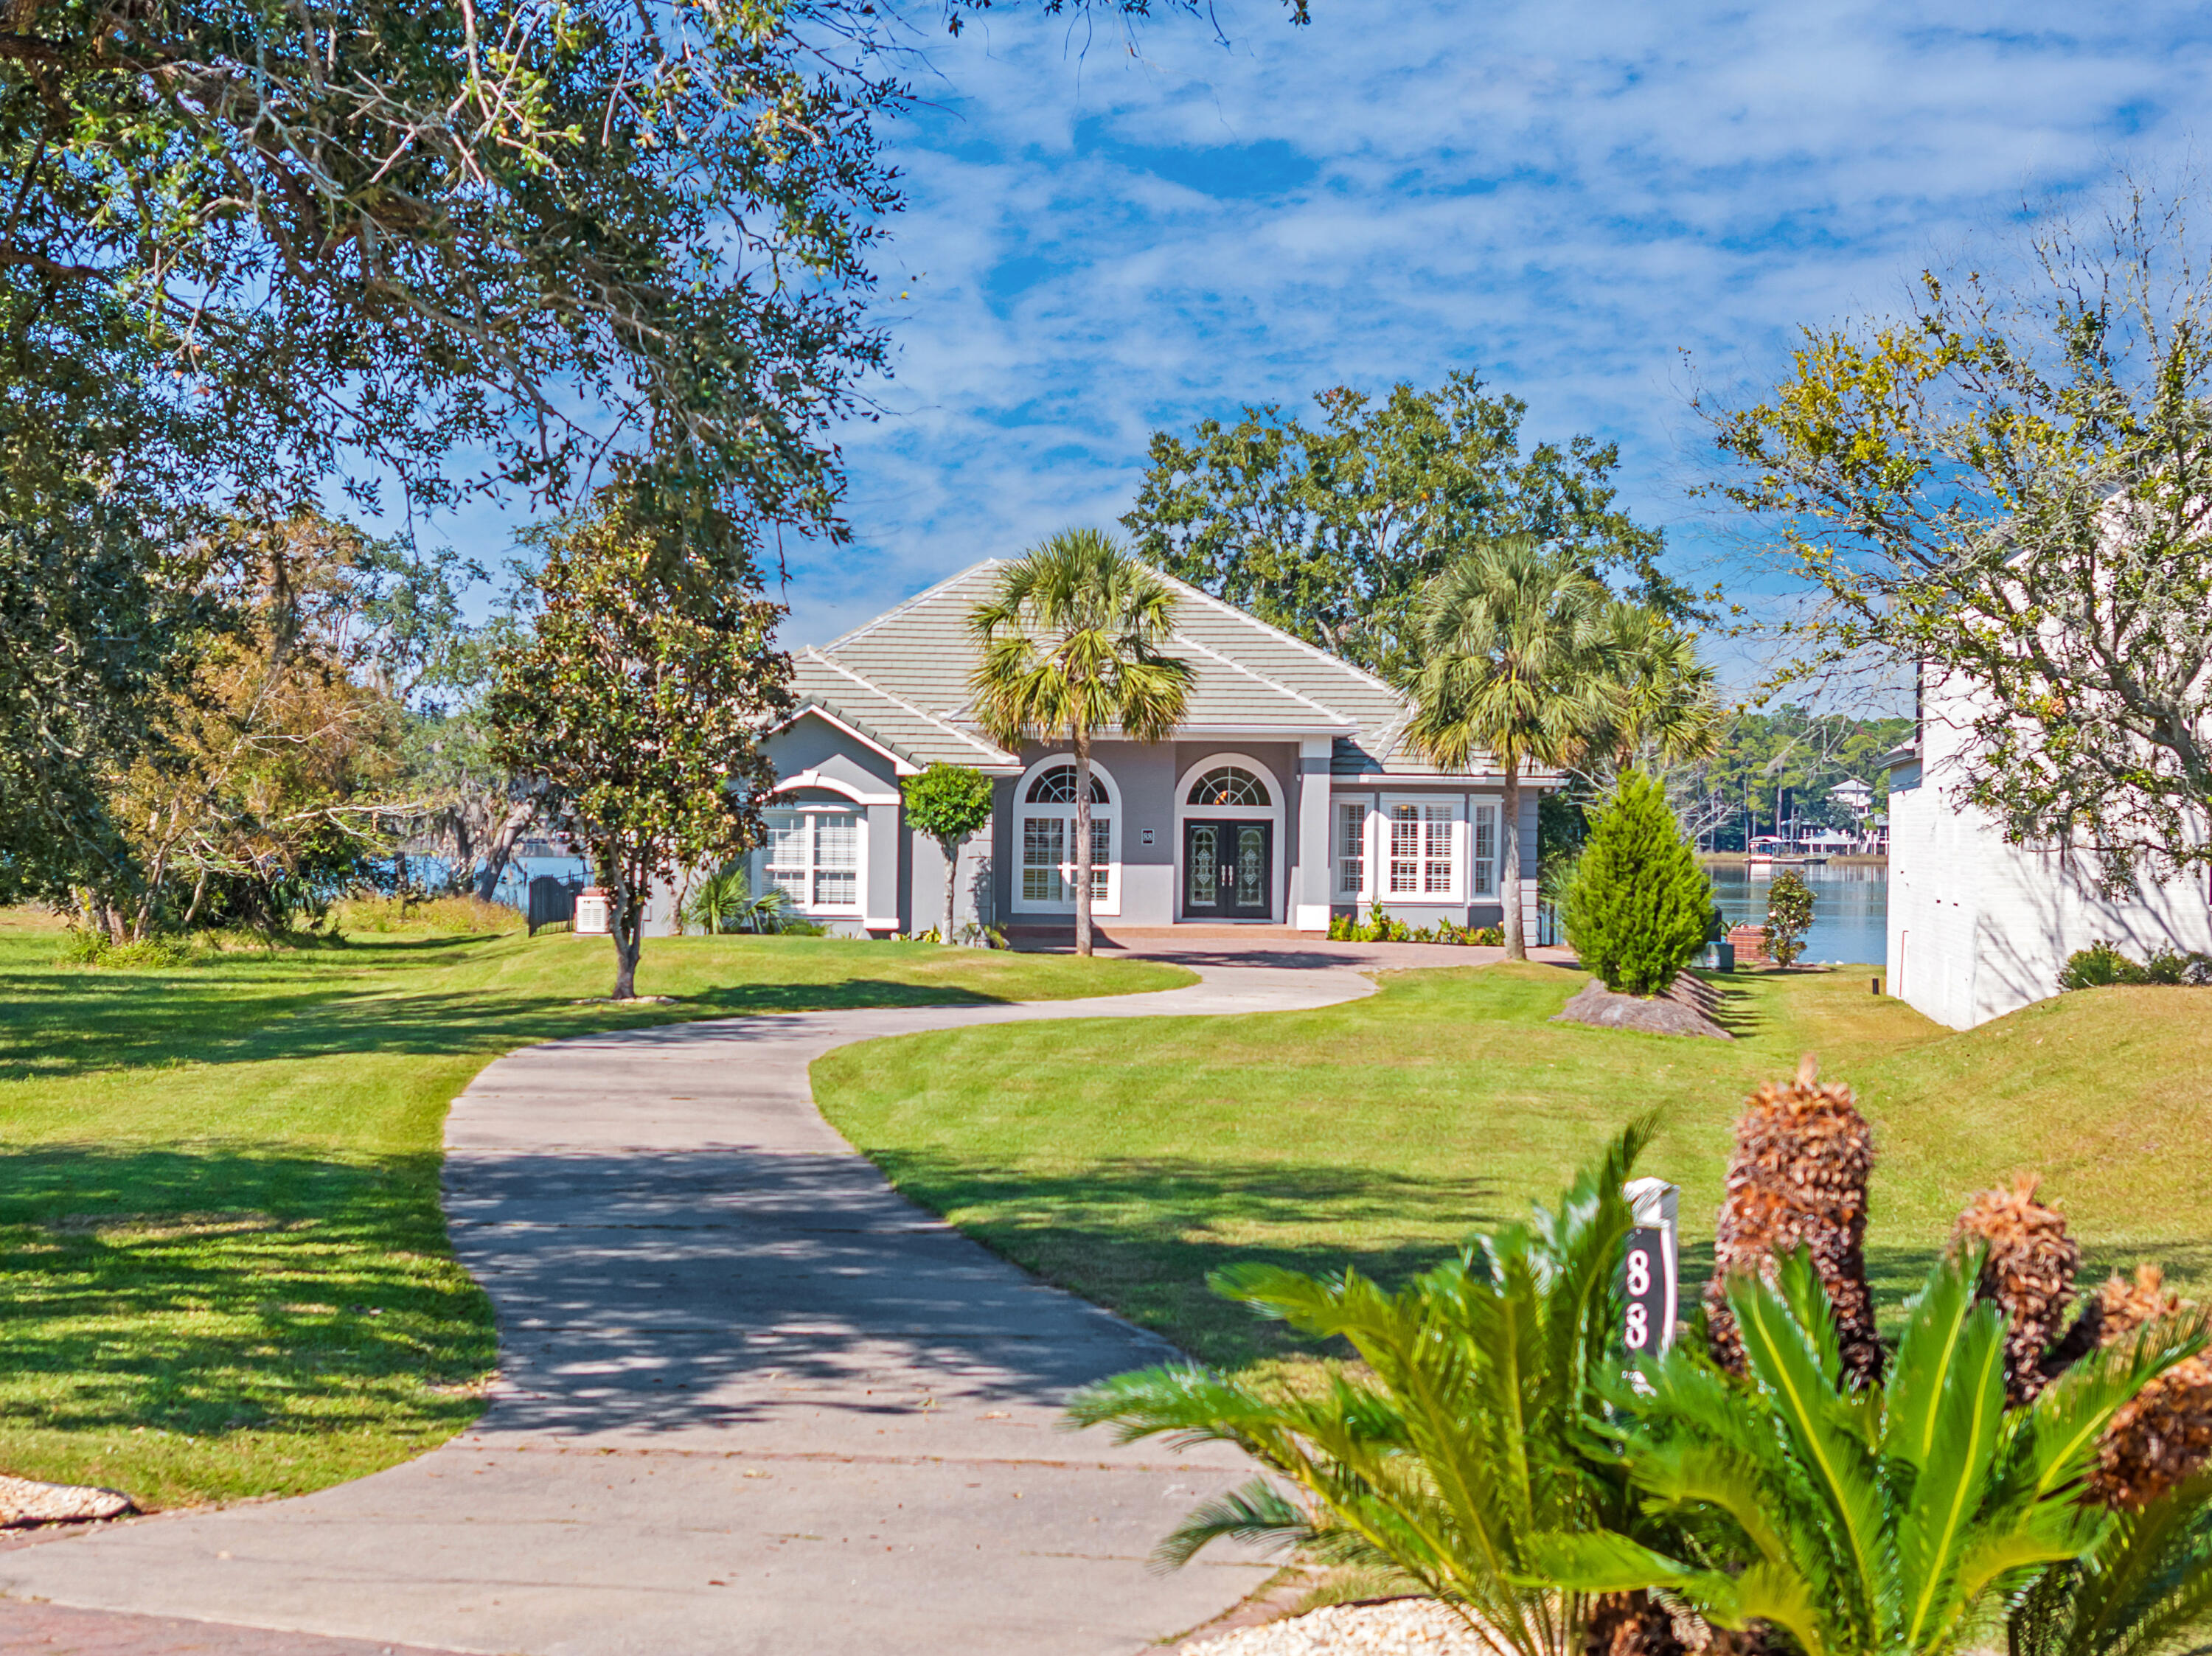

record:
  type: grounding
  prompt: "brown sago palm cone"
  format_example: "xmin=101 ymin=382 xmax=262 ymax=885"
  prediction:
xmin=1582 ymin=1590 xmax=1687 ymax=1656
xmin=1950 ymin=1173 xmax=2080 ymax=1404
xmin=1704 ymin=1054 xmax=1882 ymax=1387
xmin=2081 ymin=1264 xmax=2212 ymax=1510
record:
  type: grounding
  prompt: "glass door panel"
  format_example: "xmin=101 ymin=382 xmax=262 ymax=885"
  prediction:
xmin=1235 ymin=827 xmax=1266 ymax=908
xmin=1186 ymin=824 xmax=1219 ymax=908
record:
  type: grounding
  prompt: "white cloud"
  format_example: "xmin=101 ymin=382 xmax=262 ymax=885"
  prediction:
xmin=741 ymin=1 xmax=2212 ymax=671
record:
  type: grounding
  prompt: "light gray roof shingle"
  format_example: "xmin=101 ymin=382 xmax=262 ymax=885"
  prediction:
xmin=790 ymin=560 xmax=1541 ymax=784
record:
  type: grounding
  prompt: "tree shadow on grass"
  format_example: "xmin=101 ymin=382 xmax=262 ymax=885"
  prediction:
xmin=0 ymin=1144 xmax=494 ymax=1441
xmin=0 ymin=968 xmax=1028 ymax=1082
xmin=853 ymin=1148 xmax=1513 ymax=1371
xmin=1694 ymin=974 xmax=1769 ymax=1041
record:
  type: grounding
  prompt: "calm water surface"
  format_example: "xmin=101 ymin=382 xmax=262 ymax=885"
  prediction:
xmin=1707 ymin=860 xmax=1888 ymax=967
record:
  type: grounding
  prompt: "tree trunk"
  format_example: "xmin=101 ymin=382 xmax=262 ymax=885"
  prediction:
xmin=181 ymin=866 xmax=210 ymax=929
xmin=942 ymin=835 xmax=959 ymax=944
xmin=1072 ymin=724 xmax=1094 ymax=958
xmin=609 ymin=869 xmax=642 ymax=1000
xmin=474 ymin=793 xmax=541 ymax=902
xmin=1501 ymin=756 xmax=1526 ymax=960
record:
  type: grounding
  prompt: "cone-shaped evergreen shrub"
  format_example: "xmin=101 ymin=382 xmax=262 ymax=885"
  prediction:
xmin=1561 ymin=768 xmax=1711 ymax=995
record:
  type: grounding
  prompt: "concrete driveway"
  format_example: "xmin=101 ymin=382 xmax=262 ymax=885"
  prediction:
xmin=1 ymin=962 xmax=1376 ymax=1656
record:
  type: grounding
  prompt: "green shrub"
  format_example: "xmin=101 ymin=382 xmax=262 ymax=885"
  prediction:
xmin=58 ymin=930 xmax=198 ymax=969
xmin=1763 ymin=868 xmax=1815 ymax=967
xmin=1560 ymin=768 xmax=1711 ymax=995
xmin=1540 ymin=1250 xmax=2211 ymax=1656
xmin=1329 ymin=905 xmax=1414 ymax=942
xmin=681 ymin=863 xmax=793 ymax=934
xmin=2059 ymin=940 xmax=2212 ymax=991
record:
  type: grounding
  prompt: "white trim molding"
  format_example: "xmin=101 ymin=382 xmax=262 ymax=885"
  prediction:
xmin=769 ymin=768 xmax=901 ymax=807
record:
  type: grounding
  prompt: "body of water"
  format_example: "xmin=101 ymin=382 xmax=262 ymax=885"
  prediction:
xmin=1707 ymin=860 xmax=1888 ymax=967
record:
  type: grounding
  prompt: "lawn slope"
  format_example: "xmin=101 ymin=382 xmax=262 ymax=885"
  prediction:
xmin=0 ymin=915 xmax=1189 ymax=1506
xmin=813 ymin=963 xmax=2210 ymax=1369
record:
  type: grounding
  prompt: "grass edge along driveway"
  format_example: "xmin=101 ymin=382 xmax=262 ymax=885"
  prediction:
xmin=814 ymin=961 xmax=2212 ymax=1374
xmin=0 ymin=917 xmax=1192 ymax=1509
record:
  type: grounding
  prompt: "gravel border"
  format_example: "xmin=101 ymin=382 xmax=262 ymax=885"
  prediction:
xmin=1180 ymin=1599 xmax=1493 ymax=1655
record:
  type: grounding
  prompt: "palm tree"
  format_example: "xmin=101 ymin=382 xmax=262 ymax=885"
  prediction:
xmin=1594 ymin=601 xmax=1722 ymax=770
xmin=969 ymin=530 xmax=1194 ymax=956
xmin=1408 ymin=537 xmax=1612 ymax=959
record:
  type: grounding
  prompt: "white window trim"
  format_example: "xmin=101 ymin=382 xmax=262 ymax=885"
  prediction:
xmin=1469 ymin=799 xmax=1500 ymax=900
xmin=1334 ymin=794 xmax=1377 ymax=900
xmin=1173 ymin=751 xmax=1286 ymax=922
xmin=1012 ymin=754 xmax=1121 ymax=916
xmin=758 ymin=803 xmax=868 ymax=917
xmin=1380 ymin=793 xmax=1465 ymax=905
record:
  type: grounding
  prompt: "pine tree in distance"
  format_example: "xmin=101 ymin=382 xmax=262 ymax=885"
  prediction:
xmin=1561 ymin=768 xmax=1711 ymax=997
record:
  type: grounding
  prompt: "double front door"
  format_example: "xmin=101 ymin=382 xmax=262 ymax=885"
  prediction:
xmin=1183 ymin=819 xmax=1272 ymax=919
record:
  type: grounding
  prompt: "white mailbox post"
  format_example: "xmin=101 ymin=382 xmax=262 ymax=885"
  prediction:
xmin=1621 ymin=1177 xmax=1680 ymax=1357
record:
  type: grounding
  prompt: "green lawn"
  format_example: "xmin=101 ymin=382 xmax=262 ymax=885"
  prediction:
xmin=814 ymin=962 xmax=2212 ymax=1371
xmin=0 ymin=913 xmax=1189 ymax=1508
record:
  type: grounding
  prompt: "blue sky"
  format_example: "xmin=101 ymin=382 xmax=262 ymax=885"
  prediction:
xmin=453 ymin=0 xmax=2212 ymax=683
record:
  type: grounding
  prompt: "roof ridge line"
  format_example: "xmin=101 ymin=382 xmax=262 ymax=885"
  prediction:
xmin=815 ymin=560 xmax=1004 ymax=655
xmin=804 ymin=651 xmax=1011 ymax=763
xmin=1152 ymin=570 xmax=1406 ymax=699
xmin=1169 ymin=630 xmax=1357 ymax=726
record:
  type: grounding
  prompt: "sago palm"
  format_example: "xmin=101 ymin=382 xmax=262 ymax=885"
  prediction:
xmin=1066 ymin=1121 xmax=1662 ymax=1656
xmin=2006 ymin=1472 xmax=2212 ymax=1656
xmin=968 ymin=530 xmax=1194 ymax=955
xmin=1409 ymin=537 xmax=1611 ymax=959
xmin=1540 ymin=1250 xmax=2210 ymax=1656
xmin=681 ymin=862 xmax=791 ymax=934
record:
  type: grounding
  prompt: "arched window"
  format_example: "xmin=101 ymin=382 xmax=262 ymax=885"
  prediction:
xmin=1186 ymin=766 xmax=1270 ymax=808
xmin=1025 ymin=764 xmax=1110 ymax=805
xmin=1014 ymin=757 xmax=1119 ymax=914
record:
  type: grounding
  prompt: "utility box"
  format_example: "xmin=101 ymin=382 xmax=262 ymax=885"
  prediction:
xmin=1700 ymin=940 xmax=1736 ymax=972
xmin=574 ymin=887 xmax=612 ymax=936
xmin=1621 ymin=1177 xmax=1681 ymax=1357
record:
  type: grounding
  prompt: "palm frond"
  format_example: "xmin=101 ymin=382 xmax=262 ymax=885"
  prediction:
xmin=1153 ymin=1477 xmax=1316 ymax=1570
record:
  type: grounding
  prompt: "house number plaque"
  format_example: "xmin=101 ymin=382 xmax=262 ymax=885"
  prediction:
xmin=1621 ymin=1177 xmax=1680 ymax=1357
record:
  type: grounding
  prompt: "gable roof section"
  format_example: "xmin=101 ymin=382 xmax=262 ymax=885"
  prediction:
xmin=792 ymin=560 xmax=1529 ymax=782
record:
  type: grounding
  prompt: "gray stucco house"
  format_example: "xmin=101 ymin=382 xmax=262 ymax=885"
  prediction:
xmin=751 ymin=561 xmax=1551 ymax=937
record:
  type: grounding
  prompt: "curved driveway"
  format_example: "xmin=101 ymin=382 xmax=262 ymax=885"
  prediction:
xmin=1 ymin=961 xmax=1375 ymax=1656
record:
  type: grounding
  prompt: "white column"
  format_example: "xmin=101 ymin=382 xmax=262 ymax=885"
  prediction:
xmin=1291 ymin=737 xmax=1335 ymax=930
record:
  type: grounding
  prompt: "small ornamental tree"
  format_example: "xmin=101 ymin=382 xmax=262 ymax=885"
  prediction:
xmin=901 ymin=764 xmax=995 ymax=942
xmin=1764 ymin=868 xmax=1815 ymax=968
xmin=490 ymin=491 xmax=789 ymax=1000
xmin=1561 ymin=768 xmax=1711 ymax=996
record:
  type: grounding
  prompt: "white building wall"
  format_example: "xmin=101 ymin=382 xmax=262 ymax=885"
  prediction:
xmin=1888 ymin=667 xmax=2212 ymax=1029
